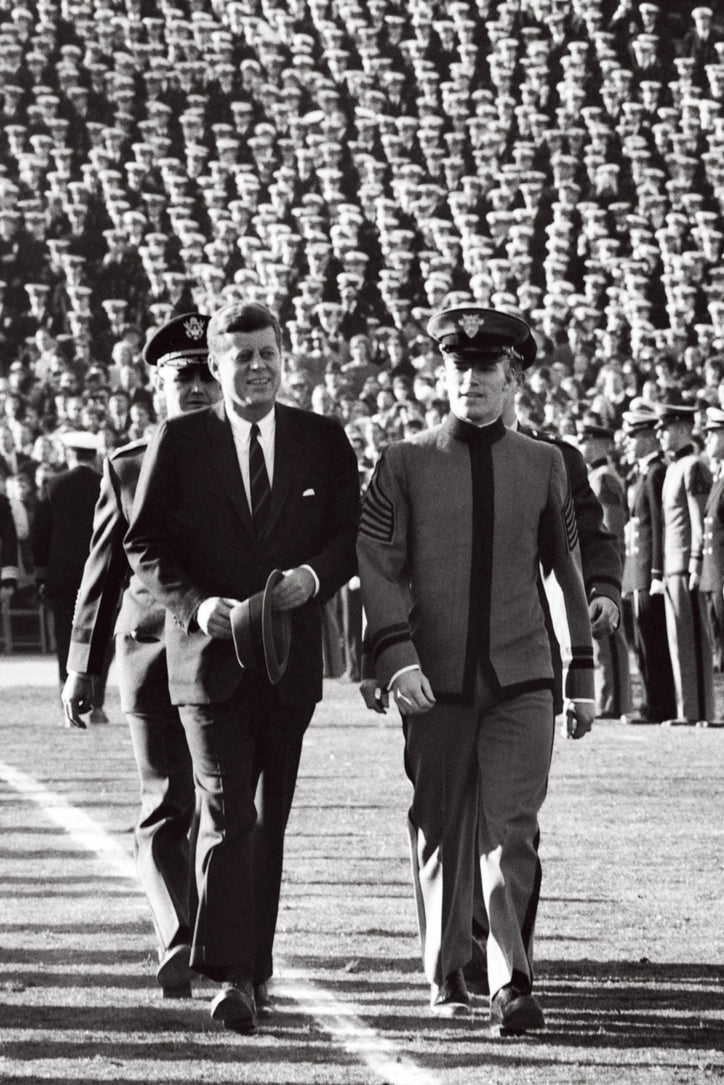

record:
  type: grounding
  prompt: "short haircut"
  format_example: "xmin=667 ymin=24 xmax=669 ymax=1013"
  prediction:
xmin=207 ymin=301 xmax=282 ymax=353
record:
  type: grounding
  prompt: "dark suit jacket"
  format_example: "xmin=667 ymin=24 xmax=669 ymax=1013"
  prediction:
xmin=124 ymin=400 xmax=360 ymax=707
xmin=31 ymin=464 xmax=101 ymax=599
xmin=66 ymin=440 xmax=171 ymax=714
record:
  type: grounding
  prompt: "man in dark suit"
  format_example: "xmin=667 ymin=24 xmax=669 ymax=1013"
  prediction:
xmin=62 ymin=312 xmax=221 ymax=997
xmin=621 ymin=401 xmax=676 ymax=722
xmin=124 ymin=301 xmax=359 ymax=1033
xmin=31 ymin=431 xmax=105 ymax=721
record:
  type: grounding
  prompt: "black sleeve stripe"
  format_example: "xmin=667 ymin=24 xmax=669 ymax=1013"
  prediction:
xmin=563 ymin=489 xmax=578 ymax=551
xmin=373 ymin=630 xmax=413 ymax=662
xmin=360 ymin=469 xmax=395 ymax=543
xmin=371 ymin=622 xmax=409 ymax=653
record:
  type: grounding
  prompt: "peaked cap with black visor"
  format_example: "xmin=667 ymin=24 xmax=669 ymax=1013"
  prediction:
xmin=427 ymin=305 xmax=537 ymax=369
xmin=142 ymin=311 xmax=211 ymax=368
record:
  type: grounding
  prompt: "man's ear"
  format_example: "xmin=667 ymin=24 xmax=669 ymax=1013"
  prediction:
xmin=207 ymin=353 xmax=220 ymax=380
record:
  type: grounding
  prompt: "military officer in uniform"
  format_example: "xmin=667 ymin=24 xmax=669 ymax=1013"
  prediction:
xmin=357 ymin=305 xmax=594 ymax=1032
xmin=701 ymin=406 xmax=724 ymax=674
xmin=621 ymin=400 xmax=676 ymax=722
xmin=576 ymin=415 xmax=632 ymax=720
xmin=32 ymin=430 xmax=107 ymax=723
xmin=656 ymin=402 xmax=714 ymax=724
xmin=62 ymin=312 xmax=221 ymax=997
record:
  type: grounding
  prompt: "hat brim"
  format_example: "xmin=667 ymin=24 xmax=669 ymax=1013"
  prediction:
xmin=230 ymin=569 xmax=292 ymax=684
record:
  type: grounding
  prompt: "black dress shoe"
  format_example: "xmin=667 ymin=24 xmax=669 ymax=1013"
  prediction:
xmin=210 ymin=981 xmax=257 ymax=1033
xmin=430 ymin=969 xmax=472 ymax=1017
xmin=490 ymin=984 xmax=545 ymax=1032
xmin=156 ymin=944 xmax=193 ymax=998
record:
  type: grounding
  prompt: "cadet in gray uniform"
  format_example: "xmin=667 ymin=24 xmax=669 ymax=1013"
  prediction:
xmin=621 ymin=401 xmax=676 ymax=723
xmin=656 ymin=403 xmax=714 ymax=724
xmin=358 ymin=306 xmax=594 ymax=1033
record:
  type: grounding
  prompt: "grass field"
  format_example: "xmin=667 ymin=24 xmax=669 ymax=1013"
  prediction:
xmin=0 ymin=657 xmax=722 ymax=1085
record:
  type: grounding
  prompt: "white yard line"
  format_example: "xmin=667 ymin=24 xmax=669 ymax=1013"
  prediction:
xmin=0 ymin=759 xmax=440 ymax=1085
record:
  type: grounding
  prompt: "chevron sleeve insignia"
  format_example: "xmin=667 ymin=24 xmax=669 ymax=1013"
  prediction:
xmin=360 ymin=465 xmax=395 ymax=544
xmin=563 ymin=488 xmax=578 ymax=551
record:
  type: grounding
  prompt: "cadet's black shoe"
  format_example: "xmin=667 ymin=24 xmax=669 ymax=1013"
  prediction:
xmin=490 ymin=984 xmax=545 ymax=1032
xmin=157 ymin=944 xmax=193 ymax=998
xmin=210 ymin=981 xmax=257 ymax=1033
xmin=430 ymin=969 xmax=472 ymax=1017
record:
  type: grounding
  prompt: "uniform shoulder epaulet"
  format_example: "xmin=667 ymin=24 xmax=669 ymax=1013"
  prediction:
xmin=110 ymin=438 xmax=147 ymax=461
xmin=524 ymin=426 xmax=557 ymax=445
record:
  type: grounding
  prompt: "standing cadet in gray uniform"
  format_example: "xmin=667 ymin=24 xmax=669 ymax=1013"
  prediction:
xmin=701 ymin=407 xmax=724 ymax=676
xmin=358 ymin=306 xmax=594 ymax=1033
xmin=62 ymin=313 xmax=221 ymax=997
xmin=655 ymin=402 xmax=714 ymax=724
xmin=621 ymin=401 xmax=676 ymax=723
xmin=576 ymin=416 xmax=632 ymax=719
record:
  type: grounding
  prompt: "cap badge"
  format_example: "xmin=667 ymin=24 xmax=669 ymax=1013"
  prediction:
xmin=460 ymin=313 xmax=484 ymax=338
xmin=184 ymin=315 xmax=205 ymax=340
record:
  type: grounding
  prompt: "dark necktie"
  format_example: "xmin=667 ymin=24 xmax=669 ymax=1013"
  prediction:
xmin=249 ymin=423 xmax=271 ymax=537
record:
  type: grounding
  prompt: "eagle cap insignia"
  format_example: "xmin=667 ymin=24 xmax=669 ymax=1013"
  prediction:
xmin=184 ymin=316 xmax=205 ymax=340
xmin=460 ymin=312 xmax=484 ymax=338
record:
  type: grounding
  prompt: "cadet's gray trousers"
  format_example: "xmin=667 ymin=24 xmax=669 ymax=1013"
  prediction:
xmin=403 ymin=681 xmax=554 ymax=997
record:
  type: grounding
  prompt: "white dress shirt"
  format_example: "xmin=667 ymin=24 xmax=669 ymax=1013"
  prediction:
xmin=224 ymin=405 xmax=318 ymax=596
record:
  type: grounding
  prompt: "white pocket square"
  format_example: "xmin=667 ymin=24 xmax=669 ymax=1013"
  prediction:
xmin=303 ymin=488 xmax=316 ymax=497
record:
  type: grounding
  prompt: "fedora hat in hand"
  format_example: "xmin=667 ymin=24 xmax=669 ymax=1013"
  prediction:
xmin=230 ymin=569 xmax=292 ymax=684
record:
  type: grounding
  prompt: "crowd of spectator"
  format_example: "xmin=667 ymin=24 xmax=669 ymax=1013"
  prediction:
xmin=2 ymin=0 xmax=724 ymax=600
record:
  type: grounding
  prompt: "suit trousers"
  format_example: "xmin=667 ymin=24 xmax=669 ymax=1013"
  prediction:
xmin=632 ymin=591 xmax=676 ymax=721
xmin=403 ymin=681 xmax=554 ymax=997
xmin=179 ymin=679 xmax=313 ymax=984
xmin=126 ymin=710 xmax=197 ymax=958
xmin=663 ymin=575 xmax=714 ymax=722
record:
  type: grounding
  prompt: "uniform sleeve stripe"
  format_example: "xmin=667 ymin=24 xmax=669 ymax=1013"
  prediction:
xmin=360 ymin=471 xmax=395 ymax=543
xmin=371 ymin=622 xmax=409 ymax=652
xmin=563 ymin=490 xmax=578 ymax=551
xmin=373 ymin=630 xmax=413 ymax=662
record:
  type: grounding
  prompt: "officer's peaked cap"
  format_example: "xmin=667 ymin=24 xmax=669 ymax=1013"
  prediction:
xmin=143 ymin=311 xmax=210 ymax=367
